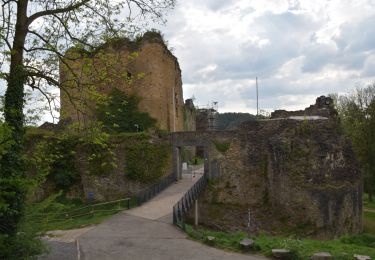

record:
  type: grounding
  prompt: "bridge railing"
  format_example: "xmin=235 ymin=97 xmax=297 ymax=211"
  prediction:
xmin=172 ymin=173 xmax=208 ymax=229
xmin=136 ymin=173 xmax=175 ymax=205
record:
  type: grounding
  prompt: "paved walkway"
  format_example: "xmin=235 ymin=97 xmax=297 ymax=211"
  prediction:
xmin=42 ymin=172 xmax=266 ymax=260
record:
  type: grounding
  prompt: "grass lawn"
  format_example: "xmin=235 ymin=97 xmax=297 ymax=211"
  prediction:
xmin=182 ymin=193 xmax=375 ymax=259
xmin=185 ymin=225 xmax=375 ymax=259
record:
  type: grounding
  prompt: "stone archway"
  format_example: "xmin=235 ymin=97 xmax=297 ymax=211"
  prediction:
xmin=171 ymin=132 xmax=211 ymax=180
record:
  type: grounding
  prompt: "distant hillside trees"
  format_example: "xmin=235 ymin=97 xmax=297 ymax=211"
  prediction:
xmin=333 ymin=83 xmax=375 ymax=201
xmin=217 ymin=112 xmax=256 ymax=130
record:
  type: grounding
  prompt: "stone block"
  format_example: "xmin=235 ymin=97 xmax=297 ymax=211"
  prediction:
xmin=312 ymin=252 xmax=332 ymax=259
xmin=354 ymin=255 xmax=371 ymax=260
xmin=272 ymin=249 xmax=291 ymax=258
xmin=239 ymin=238 xmax=254 ymax=250
xmin=205 ymin=236 xmax=216 ymax=245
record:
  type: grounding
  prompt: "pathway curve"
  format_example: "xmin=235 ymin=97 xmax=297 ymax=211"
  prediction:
xmin=43 ymin=171 xmax=267 ymax=260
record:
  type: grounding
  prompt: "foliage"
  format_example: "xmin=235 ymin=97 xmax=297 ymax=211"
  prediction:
xmin=124 ymin=138 xmax=169 ymax=182
xmin=213 ymin=140 xmax=230 ymax=153
xmin=0 ymin=0 xmax=175 ymax=257
xmin=0 ymin=122 xmax=14 ymax=161
xmin=217 ymin=112 xmax=256 ymax=130
xmin=0 ymin=225 xmax=46 ymax=260
xmin=28 ymin=123 xmax=118 ymax=192
xmin=96 ymin=88 xmax=156 ymax=133
xmin=332 ymin=84 xmax=375 ymax=200
xmin=184 ymin=225 xmax=375 ymax=258
xmin=189 ymin=156 xmax=204 ymax=165
xmin=296 ymin=118 xmax=315 ymax=136
xmin=30 ymin=135 xmax=79 ymax=190
xmin=23 ymin=193 xmax=137 ymax=232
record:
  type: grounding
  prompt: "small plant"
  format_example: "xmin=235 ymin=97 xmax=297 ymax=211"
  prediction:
xmin=296 ymin=117 xmax=314 ymax=136
xmin=213 ymin=140 xmax=230 ymax=153
xmin=189 ymin=156 xmax=204 ymax=165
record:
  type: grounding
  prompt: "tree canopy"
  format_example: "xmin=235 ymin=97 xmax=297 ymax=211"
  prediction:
xmin=333 ymin=83 xmax=375 ymax=201
xmin=0 ymin=0 xmax=175 ymax=258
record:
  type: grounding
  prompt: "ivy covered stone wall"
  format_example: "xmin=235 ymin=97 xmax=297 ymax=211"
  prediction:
xmin=26 ymin=130 xmax=171 ymax=202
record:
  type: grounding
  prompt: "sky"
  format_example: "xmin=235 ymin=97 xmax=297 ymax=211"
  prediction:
xmin=156 ymin=0 xmax=375 ymax=114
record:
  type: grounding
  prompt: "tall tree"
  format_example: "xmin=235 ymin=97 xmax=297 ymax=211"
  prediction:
xmin=0 ymin=0 xmax=175 ymax=255
xmin=334 ymin=84 xmax=375 ymax=201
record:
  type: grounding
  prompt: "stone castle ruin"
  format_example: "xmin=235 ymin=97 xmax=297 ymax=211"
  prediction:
xmin=60 ymin=32 xmax=192 ymax=132
xmin=59 ymin=33 xmax=362 ymax=239
xmin=177 ymin=96 xmax=362 ymax=239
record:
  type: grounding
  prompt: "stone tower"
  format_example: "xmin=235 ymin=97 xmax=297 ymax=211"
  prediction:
xmin=59 ymin=32 xmax=186 ymax=132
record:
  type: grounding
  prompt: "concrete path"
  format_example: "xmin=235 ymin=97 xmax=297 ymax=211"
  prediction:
xmin=39 ymin=240 xmax=77 ymax=260
xmin=43 ymin=171 xmax=266 ymax=260
xmin=78 ymin=213 xmax=266 ymax=260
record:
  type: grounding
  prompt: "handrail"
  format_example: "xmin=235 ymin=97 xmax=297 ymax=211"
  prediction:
xmin=27 ymin=198 xmax=131 ymax=218
xmin=172 ymin=173 xmax=208 ymax=229
xmin=26 ymin=173 xmax=175 ymax=223
xmin=25 ymin=198 xmax=132 ymax=223
xmin=135 ymin=173 xmax=175 ymax=205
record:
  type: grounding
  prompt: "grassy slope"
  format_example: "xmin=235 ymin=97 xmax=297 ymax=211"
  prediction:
xmin=25 ymin=197 xmax=137 ymax=231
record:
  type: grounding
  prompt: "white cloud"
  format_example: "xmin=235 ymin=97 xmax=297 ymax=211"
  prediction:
xmin=158 ymin=0 xmax=375 ymax=113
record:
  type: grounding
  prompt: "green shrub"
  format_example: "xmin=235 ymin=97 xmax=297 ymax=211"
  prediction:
xmin=213 ymin=140 xmax=230 ymax=153
xmin=124 ymin=140 xmax=169 ymax=182
xmin=30 ymin=135 xmax=80 ymax=190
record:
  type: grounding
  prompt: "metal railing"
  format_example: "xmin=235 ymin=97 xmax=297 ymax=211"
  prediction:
xmin=135 ymin=173 xmax=175 ymax=205
xmin=25 ymin=198 xmax=132 ymax=224
xmin=25 ymin=173 xmax=175 ymax=224
xmin=173 ymin=173 xmax=208 ymax=229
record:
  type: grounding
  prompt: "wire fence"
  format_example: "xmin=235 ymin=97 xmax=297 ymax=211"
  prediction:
xmin=25 ymin=198 xmax=133 ymax=224
xmin=26 ymin=173 xmax=175 ymax=224
xmin=173 ymin=172 xmax=208 ymax=229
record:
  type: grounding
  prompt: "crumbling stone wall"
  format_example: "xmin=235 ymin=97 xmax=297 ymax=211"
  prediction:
xmin=271 ymin=96 xmax=338 ymax=119
xmin=184 ymin=99 xmax=196 ymax=131
xmin=28 ymin=131 xmax=173 ymax=202
xmin=188 ymin=97 xmax=362 ymax=239
xmin=60 ymin=32 xmax=187 ymax=132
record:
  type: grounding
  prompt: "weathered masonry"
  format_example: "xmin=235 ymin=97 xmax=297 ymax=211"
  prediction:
xmin=59 ymin=32 xmax=193 ymax=132
xmin=174 ymin=97 xmax=362 ymax=239
xmin=171 ymin=131 xmax=233 ymax=180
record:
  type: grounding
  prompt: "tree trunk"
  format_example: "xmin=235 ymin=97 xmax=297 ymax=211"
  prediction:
xmin=0 ymin=0 xmax=29 ymax=237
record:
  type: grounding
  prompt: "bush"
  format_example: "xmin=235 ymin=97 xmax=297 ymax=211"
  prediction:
xmin=213 ymin=140 xmax=230 ymax=153
xmin=30 ymin=135 xmax=80 ymax=190
xmin=124 ymin=140 xmax=169 ymax=182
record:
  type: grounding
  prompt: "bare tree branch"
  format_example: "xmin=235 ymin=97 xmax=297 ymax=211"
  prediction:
xmin=27 ymin=0 xmax=91 ymax=26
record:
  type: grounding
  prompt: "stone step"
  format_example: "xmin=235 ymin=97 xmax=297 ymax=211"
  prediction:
xmin=312 ymin=252 xmax=332 ymax=260
xmin=272 ymin=249 xmax=291 ymax=258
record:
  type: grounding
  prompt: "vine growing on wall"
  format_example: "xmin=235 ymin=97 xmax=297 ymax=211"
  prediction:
xmin=28 ymin=123 xmax=118 ymax=192
xmin=96 ymin=88 xmax=156 ymax=133
xmin=124 ymin=136 xmax=169 ymax=182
